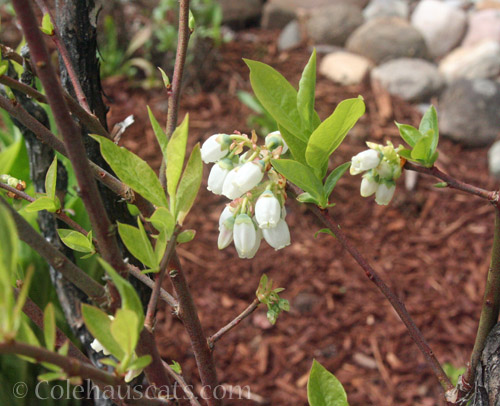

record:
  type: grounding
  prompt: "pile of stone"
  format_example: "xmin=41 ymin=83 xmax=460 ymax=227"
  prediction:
xmin=255 ymin=0 xmax=500 ymax=178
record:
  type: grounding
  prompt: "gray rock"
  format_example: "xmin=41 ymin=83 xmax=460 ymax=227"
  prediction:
xmin=277 ymin=20 xmax=302 ymax=51
xmin=219 ymin=0 xmax=263 ymax=24
xmin=439 ymin=79 xmax=500 ymax=147
xmin=346 ymin=17 xmax=428 ymax=64
xmin=488 ymin=141 xmax=500 ymax=178
xmin=411 ymin=0 xmax=467 ymax=59
xmin=363 ymin=0 xmax=409 ymax=20
xmin=371 ymin=58 xmax=444 ymax=102
xmin=306 ymin=3 xmax=364 ymax=46
xmin=319 ymin=51 xmax=374 ymax=85
xmin=261 ymin=1 xmax=296 ymax=29
xmin=439 ymin=40 xmax=500 ymax=82
xmin=463 ymin=9 xmax=500 ymax=47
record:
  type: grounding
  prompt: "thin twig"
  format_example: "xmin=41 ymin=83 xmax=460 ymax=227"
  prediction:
xmin=288 ymin=183 xmax=455 ymax=394
xmin=460 ymin=206 xmax=500 ymax=398
xmin=13 ymin=0 xmax=128 ymax=277
xmin=0 ymin=341 xmax=169 ymax=406
xmin=168 ymin=253 xmax=221 ymax=406
xmin=0 ymin=74 xmax=110 ymax=138
xmin=33 ymin=0 xmax=91 ymax=113
xmin=160 ymin=0 xmax=191 ymax=189
xmin=208 ymin=299 xmax=260 ymax=348
xmin=127 ymin=264 xmax=178 ymax=309
xmin=0 ymin=44 xmax=32 ymax=69
xmin=145 ymin=225 xmax=182 ymax=332
xmin=163 ymin=360 xmax=202 ymax=406
xmin=404 ymin=162 xmax=498 ymax=202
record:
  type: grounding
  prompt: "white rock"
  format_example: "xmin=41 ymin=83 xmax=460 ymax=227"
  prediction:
xmin=363 ymin=0 xmax=409 ymax=20
xmin=319 ymin=52 xmax=374 ymax=85
xmin=278 ymin=20 xmax=302 ymax=51
xmin=463 ymin=9 xmax=500 ymax=47
xmin=411 ymin=0 xmax=467 ymax=58
xmin=371 ymin=58 xmax=444 ymax=102
xmin=439 ymin=40 xmax=500 ymax=82
xmin=488 ymin=141 xmax=500 ymax=179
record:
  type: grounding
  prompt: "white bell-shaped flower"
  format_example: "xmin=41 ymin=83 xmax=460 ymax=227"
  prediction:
xmin=218 ymin=206 xmax=235 ymax=250
xmin=242 ymin=228 xmax=262 ymax=259
xmin=265 ymin=130 xmax=288 ymax=154
xmin=350 ymin=149 xmax=381 ymax=175
xmin=222 ymin=167 xmax=244 ymax=200
xmin=201 ymin=134 xmax=229 ymax=164
xmin=255 ymin=190 xmax=281 ymax=229
xmin=233 ymin=214 xmax=257 ymax=258
xmin=207 ymin=159 xmax=233 ymax=195
xmin=263 ymin=219 xmax=291 ymax=250
xmin=360 ymin=175 xmax=379 ymax=197
xmin=233 ymin=161 xmax=264 ymax=194
xmin=375 ymin=183 xmax=396 ymax=205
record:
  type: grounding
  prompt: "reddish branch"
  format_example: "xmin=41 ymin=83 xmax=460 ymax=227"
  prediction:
xmin=404 ymin=162 xmax=498 ymax=203
xmin=288 ymin=184 xmax=455 ymax=393
xmin=13 ymin=0 xmax=128 ymax=277
xmin=33 ymin=0 xmax=91 ymax=113
xmin=160 ymin=0 xmax=191 ymax=189
xmin=208 ymin=299 xmax=260 ymax=348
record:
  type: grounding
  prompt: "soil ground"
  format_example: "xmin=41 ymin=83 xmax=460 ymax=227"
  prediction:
xmin=105 ymin=29 xmax=498 ymax=406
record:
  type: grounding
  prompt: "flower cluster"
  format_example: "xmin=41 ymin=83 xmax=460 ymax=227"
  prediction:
xmin=350 ymin=141 xmax=403 ymax=205
xmin=202 ymin=130 xmax=291 ymax=259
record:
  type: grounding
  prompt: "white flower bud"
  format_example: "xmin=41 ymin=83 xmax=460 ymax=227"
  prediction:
xmin=243 ymin=228 xmax=262 ymax=259
xmin=222 ymin=167 xmax=244 ymax=200
xmin=255 ymin=190 xmax=281 ymax=229
xmin=350 ymin=149 xmax=381 ymax=175
xmin=375 ymin=183 xmax=396 ymax=205
xmin=265 ymin=130 xmax=288 ymax=154
xmin=233 ymin=161 xmax=264 ymax=194
xmin=201 ymin=134 xmax=229 ymax=164
xmin=90 ymin=339 xmax=111 ymax=356
xmin=218 ymin=206 xmax=235 ymax=250
xmin=360 ymin=175 xmax=379 ymax=197
xmin=207 ymin=159 xmax=232 ymax=195
xmin=263 ymin=219 xmax=291 ymax=250
xmin=233 ymin=214 xmax=257 ymax=258
xmin=125 ymin=368 xmax=142 ymax=383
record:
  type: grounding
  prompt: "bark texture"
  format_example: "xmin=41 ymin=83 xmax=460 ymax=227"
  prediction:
xmin=473 ymin=322 xmax=500 ymax=406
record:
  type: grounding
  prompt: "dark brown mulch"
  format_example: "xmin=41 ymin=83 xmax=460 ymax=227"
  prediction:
xmin=104 ymin=29 xmax=497 ymax=406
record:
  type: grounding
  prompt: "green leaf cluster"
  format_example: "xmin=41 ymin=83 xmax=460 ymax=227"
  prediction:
xmin=57 ymin=229 xmax=95 ymax=258
xmin=245 ymin=51 xmax=364 ymax=208
xmin=396 ymin=105 xmax=439 ymax=168
xmin=25 ymin=157 xmax=61 ymax=213
xmin=255 ymin=274 xmax=289 ymax=325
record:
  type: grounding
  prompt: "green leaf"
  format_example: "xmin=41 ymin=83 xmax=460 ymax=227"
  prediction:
xmin=170 ymin=360 xmax=182 ymax=374
xmin=278 ymin=124 xmax=307 ymax=165
xmin=147 ymin=106 xmax=168 ymax=157
xmin=397 ymin=148 xmax=412 ymax=160
xmin=38 ymin=372 xmax=65 ymax=382
xmin=117 ymin=220 xmax=157 ymax=270
xmin=308 ymin=360 xmax=349 ymax=406
xmin=296 ymin=192 xmax=319 ymax=205
xmin=314 ymin=228 xmax=335 ymax=238
xmin=45 ymin=157 xmax=57 ymax=200
xmin=244 ymin=59 xmax=305 ymax=140
xmin=0 ymin=61 xmax=8 ymax=77
xmin=419 ymin=105 xmax=439 ymax=156
xmin=175 ymin=144 xmax=202 ymax=224
xmin=110 ymin=309 xmax=139 ymax=356
xmin=271 ymin=159 xmax=325 ymax=206
xmin=297 ymin=49 xmax=319 ymax=132
xmin=149 ymin=207 xmax=175 ymax=237
xmin=434 ymin=182 xmax=448 ymax=188
xmin=43 ymin=303 xmax=56 ymax=352
xmin=166 ymin=114 xmax=189 ymax=212
xmin=306 ymin=97 xmax=365 ymax=178
xmin=97 ymin=258 xmax=144 ymax=328
xmin=90 ymin=134 xmax=167 ymax=208
xmin=57 ymin=229 xmax=94 ymax=253
xmin=40 ymin=13 xmax=54 ymax=35
xmin=0 ymin=204 xmax=18 ymax=283
xmin=395 ymin=123 xmax=421 ymax=148
xmin=12 ymin=267 xmax=34 ymax=334
xmin=129 ymin=355 xmax=152 ymax=371
xmin=24 ymin=196 xmax=60 ymax=213
xmin=158 ymin=67 xmax=170 ymax=88
xmin=177 ymin=229 xmax=195 ymax=243
xmin=81 ymin=304 xmax=124 ymax=360
xmin=323 ymin=162 xmax=350 ymax=199
xmin=411 ymin=132 xmax=433 ymax=164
